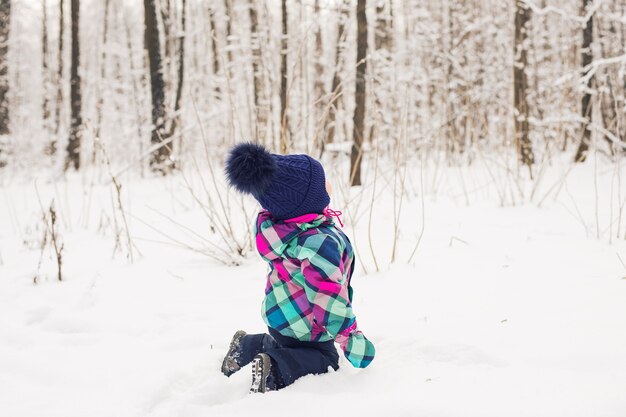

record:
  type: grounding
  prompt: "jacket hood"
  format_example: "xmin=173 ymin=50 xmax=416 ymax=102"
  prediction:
xmin=255 ymin=210 xmax=332 ymax=261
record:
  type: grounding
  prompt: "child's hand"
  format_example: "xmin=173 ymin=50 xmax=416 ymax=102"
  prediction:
xmin=343 ymin=331 xmax=375 ymax=368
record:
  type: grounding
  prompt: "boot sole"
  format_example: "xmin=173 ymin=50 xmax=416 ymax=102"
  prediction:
xmin=250 ymin=354 xmax=271 ymax=393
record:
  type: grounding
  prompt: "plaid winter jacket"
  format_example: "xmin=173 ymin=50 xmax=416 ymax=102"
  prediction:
xmin=255 ymin=210 xmax=375 ymax=368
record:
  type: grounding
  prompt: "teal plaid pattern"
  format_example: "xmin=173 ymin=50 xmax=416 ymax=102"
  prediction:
xmin=255 ymin=210 xmax=375 ymax=368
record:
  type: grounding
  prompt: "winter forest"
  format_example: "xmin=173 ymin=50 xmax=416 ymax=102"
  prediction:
xmin=1 ymin=0 xmax=626 ymax=415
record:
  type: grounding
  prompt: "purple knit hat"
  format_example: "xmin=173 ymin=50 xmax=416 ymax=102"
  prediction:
xmin=225 ymin=143 xmax=330 ymax=220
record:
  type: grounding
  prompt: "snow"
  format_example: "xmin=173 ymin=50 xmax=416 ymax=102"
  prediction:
xmin=1 ymin=158 xmax=626 ymax=417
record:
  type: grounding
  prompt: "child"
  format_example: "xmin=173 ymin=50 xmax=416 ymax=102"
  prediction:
xmin=221 ymin=143 xmax=375 ymax=393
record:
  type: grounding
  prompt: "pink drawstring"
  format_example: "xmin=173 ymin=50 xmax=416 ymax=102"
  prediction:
xmin=323 ymin=208 xmax=344 ymax=228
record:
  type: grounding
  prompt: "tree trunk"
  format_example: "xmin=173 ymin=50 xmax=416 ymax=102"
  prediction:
xmin=65 ymin=0 xmax=81 ymax=171
xmin=208 ymin=5 xmax=220 ymax=96
xmin=144 ymin=0 xmax=171 ymax=172
xmin=574 ymin=0 xmax=593 ymax=162
xmin=513 ymin=0 xmax=534 ymax=170
xmin=444 ymin=1 xmax=456 ymax=156
xmin=249 ymin=0 xmax=267 ymax=144
xmin=94 ymin=0 xmax=111 ymax=142
xmin=619 ymin=1 xmax=626 ymax=146
xmin=170 ymin=0 xmax=185 ymax=141
xmin=279 ymin=0 xmax=288 ymax=153
xmin=160 ymin=0 xmax=173 ymax=86
xmin=42 ymin=0 xmax=50 ymax=135
xmin=122 ymin=4 xmax=145 ymax=176
xmin=313 ymin=0 xmax=324 ymax=135
xmin=374 ymin=0 xmax=392 ymax=52
xmin=350 ymin=0 xmax=367 ymax=186
xmin=597 ymin=17 xmax=618 ymax=155
xmin=324 ymin=1 xmax=349 ymax=151
xmin=53 ymin=0 xmax=64 ymax=154
xmin=371 ymin=0 xmax=392 ymax=146
xmin=223 ymin=0 xmax=233 ymax=68
xmin=0 ymin=0 xmax=10 ymax=137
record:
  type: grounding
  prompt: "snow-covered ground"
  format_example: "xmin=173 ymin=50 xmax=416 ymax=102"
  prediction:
xmin=1 ymin=157 xmax=625 ymax=417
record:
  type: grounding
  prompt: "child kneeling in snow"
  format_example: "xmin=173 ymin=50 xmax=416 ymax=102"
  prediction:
xmin=221 ymin=143 xmax=375 ymax=393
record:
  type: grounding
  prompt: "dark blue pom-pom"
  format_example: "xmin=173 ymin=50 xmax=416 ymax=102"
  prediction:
xmin=225 ymin=142 xmax=276 ymax=195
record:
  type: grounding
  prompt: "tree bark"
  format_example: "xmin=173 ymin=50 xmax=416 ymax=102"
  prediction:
xmin=374 ymin=0 xmax=392 ymax=52
xmin=208 ymin=5 xmax=220 ymax=96
xmin=574 ymin=0 xmax=593 ymax=162
xmin=42 ymin=0 xmax=50 ymax=135
xmin=513 ymin=0 xmax=534 ymax=170
xmin=249 ymin=0 xmax=267 ymax=144
xmin=313 ymin=0 xmax=324 ymax=131
xmin=160 ymin=0 xmax=174 ymax=84
xmin=445 ymin=1 xmax=458 ymax=156
xmin=324 ymin=1 xmax=349 ymax=151
xmin=144 ymin=0 xmax=171 ymax=172
xmin=371 ymin=0 xmax=392 ymax=146
xmin=0 ymin=0 xmax=10 ymax=137
xmin=170 ymin=0 xmax=185 ymax=141
xmin=65 ymin=0 xmax=82 ymax=171
xmin=223 ymin=0 xmax=233 ymax=69
xmin=279 ymin=0 xmax=288 ymax=153
xmin=597 ymin=17 xmax=618 ymax=155
xmin=350 ymin=0 xmax=367 ymax=186
xmin=122 ymin=4 xmax=145 ymax=176
xmin=53 ymin=0 xmax=64 ymax=151
xmin=94 ymin=0 xmax=111 ymax=150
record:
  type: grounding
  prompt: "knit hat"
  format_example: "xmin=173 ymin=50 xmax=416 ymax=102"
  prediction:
xmin=225 ymin=142 xmax=330 ymax=220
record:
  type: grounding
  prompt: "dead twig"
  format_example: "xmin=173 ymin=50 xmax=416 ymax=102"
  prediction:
xmin=95 ymin=138 xmax=140 ymax=262
xmin=34 ymin=181 xmax=64 ymax=282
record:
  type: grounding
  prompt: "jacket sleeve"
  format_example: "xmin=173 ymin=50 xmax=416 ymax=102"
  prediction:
xmin=295 ymin=233 xmax=375 ymax=368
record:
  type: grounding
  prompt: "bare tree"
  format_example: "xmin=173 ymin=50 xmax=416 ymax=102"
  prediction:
xmin=574 ymin=0 xmax=594 ymax=162
xmin=53 ymin=0 xmax=64 ymax=155
xmin=223 ymin=0 xmax=233 ymax=69
xmin=597 ymin=15 xmax=620 ymax=154
xmin=42 ymin=0 xmax=51 ymax=138
xmin=279 ymin=0 xmax=288 ymax=153
xmin=249 ymin=0 xmax=267 ymax=144
xmin=208 ymin=4 xmax=221 ymax=96
xmin=313 ymin=0 xmax=324 ymax=135
xmin=444 ymin=1 xmax=459 ymax=157
xmin=374 ymin=0 xmax=392 ymax=52
xmin=514 ymin=0 xmax=534 ymax=171
xmin=169 ymin=0 xmax=185 ymax=141
xmin=370 ymin=0 xmax=393 ymax=145
xmin=94 ymin=0 xmax=111 ymax=151
xmin=323 ymin=0 xmax=349 ymax=152
xmin=0 ymin=0 xmax=10 ymax=137
xmin=144 ymin=0 xmax=171 ymax=172
xmin=65 ymin=0 xmax=82 ymax=170
xmin=122 ymin=1 xmax=145 ymax=174
xmin=351 ymin=0 xmax=367 ymax=186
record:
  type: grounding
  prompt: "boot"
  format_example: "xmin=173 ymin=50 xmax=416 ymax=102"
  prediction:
xmin=250 ymin=353 xmax=277 ymax=393
xmin=221 ymin=330 xmax=247 ymax=377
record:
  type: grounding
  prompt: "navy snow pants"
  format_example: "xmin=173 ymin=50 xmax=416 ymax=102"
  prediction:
xmin=238 ymin=327 xmax=339 ymax=389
